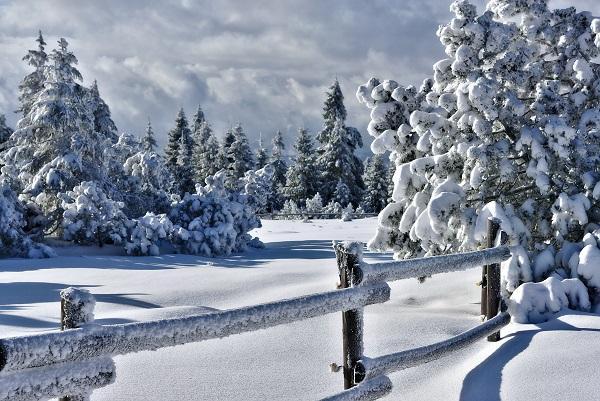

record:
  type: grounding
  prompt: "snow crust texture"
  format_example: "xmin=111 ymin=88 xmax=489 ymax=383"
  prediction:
xmin=320 ymin=375 xmax=392 ymax=401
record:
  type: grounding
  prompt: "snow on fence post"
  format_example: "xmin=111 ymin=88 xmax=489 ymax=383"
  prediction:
xmin=334 ymin=241 xmax=365 ymax=390
xmin=484 ymin=219 xmax=502 ymax=342
xmin=59 ymin=287 xmax=96 ymax=401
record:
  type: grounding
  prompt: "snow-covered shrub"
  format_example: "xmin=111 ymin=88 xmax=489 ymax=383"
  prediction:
xmin=358 ymin=0 xmax=600 ymax=318
xmin=281 ymin=199 xmax=301 ymax=217
xmin=124 ymin=212 xmax=173 ymax=256
xmin=341 ymin=203 xmax=354 ymax=222
xmin=305 ymin=193 xmax=324 ymax=214
xmin=60 ymin=181 xmax=129 ymax=245
xmin=0 ymin=179 xmax=54 ymax=258
xmin=508 ymin=277 xmax=590 ymax=324
xmin=323 ymin=200 xmax=343 ymax=216
xmin=169 ymin=171 xmax=261 ymax=256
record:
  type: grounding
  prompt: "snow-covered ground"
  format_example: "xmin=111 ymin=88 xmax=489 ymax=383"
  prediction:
xmin=0 ymin=218 xmax=599 ymax=400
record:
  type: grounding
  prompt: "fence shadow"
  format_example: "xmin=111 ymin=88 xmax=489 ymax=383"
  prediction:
xmin=459 ymin=314 xmax=600 ymax=401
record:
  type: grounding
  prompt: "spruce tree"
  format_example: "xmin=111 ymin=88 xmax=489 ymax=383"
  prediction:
xmin=266 ymin=131 xmax=287 ymax=211
xmin=316 ymin=80 xmax=365 ymax=204
xmin=0 ymin=114 xmax=12 ymax=146
xmin=18 ymin=31 xmax=47 ymax=117
xmin=225 ymin=124 xmax=254 ymax=190
xmin=191 ymin=107 xmax=221 ymax=184
xmin=176 ymin=131 xmax=195 ymax=195
xmin=333 ymin=179 xmax=351 ymax=206
xmin=2 ymin=38 xmax=108 ymax=220
xmin=219 ymin=127 xmax=236 ymax=182
xmin=87 ymin=80 xmax=118 ymax=143
xmin=255 ymin=133 xmax=269 ymax=169
xmin=143 ymin=119 xmax=158 ymax=152
xmin=165 ymin=108 xmax=191 ymax=178
xmin=361 ymin=155 xmax=388 ymax=213
xmin=283 ymin=128 xmax=317 ymax=206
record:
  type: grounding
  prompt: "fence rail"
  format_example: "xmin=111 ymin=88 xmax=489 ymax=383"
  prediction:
xmin=0 ymin=218 xmax=511 ymax=401
xmin=258 ymin=212 xmax=379 ymax=220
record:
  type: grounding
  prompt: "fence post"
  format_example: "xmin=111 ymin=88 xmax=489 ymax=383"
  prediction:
xmin=334 ymin=242 xmax=364 ymax=390
xmin=59 ymin=287 xmax=97 ymax=401
xmin=485 ymin=218 xmax=501 ymax=342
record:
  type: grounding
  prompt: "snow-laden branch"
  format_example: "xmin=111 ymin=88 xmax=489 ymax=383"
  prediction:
xmin=0 ymin=284 xmax=390 ymax=372
xmin=360 ymin=246 xmax=510 ymax=284
xmin=320 ymin=375 xmax=392 ymax=401
xmin=0 ymin=357 xmax=115 ymax=401
xmin=356 ymin=312 xmax=510 ymax=381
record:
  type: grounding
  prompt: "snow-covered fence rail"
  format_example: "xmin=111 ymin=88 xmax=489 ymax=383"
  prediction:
xmin=0 ymin=284 xmax=390 ymax=373
xmin=327 ymin=218 xmax=511 ymax=401
xmin=258 ymin=212 xmax=379 ymax=220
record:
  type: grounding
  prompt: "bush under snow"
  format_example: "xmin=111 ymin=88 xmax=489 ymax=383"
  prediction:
xmin=60 ymin=181 xmax=129 ymax=245
xmin=124 ymin=212 xmax=173 ymax=256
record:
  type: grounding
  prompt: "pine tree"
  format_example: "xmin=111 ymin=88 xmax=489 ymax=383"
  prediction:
xmin=87 ymin=80 xmax=118 ymax=143
xmin=2 ymin=38 xmax=108 ymax=221
xmin=176 ymin=131 xmax=195 ymax=195
xmin=0 ymin=114 xmax=12 ymax=146
xmin=333 ymin=179 xmax=351 ymax=206
xmin=192 ymin=105 xmax=205 ymax=131
xmin=266 ymin=131 xmax=287 ymax=210
xmin=255 ymin=133 xmax=269 ymax=169
xmin=191 ymin=107 xmax=221 ymax=184
xmin=219 ymin=127 xmax=236 ymax=181
xmin=386 ymin=161 xmax=395 ymax=203
xmin=361 ymin=155 xmax=388 ymax=213
xmin=165 ymin=108 xmax=192 ymax=178
xmin=18 ymin=31 xmax=47 ymax=117
xmin=143 ymin=119 xmax=157 ymax=152
xmin=316 ymin=80 xmax=364 ymax=205
xmin=283 ymin=128 xmax=318 ymax=206
xmin=225 ymin=124 xmax=254 ymax=190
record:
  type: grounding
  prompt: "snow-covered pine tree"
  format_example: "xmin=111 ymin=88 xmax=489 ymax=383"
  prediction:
xmin=123 ymin=147 xmax=171 ymax=216
xmin=192 ymin=107 xmax=221 ymax=184
xmin=283 ymin=128 xmax=318 ymax=206
xmin=386 ymin=160 xmax=395 ymax=204
xmin=224 ymin=123 xmax=254 ymax=190
xmin=317 ymin=80 xmax=365 ymax=205
xmin=143 ymin=119 xmax=158 ymax=152
xmin=333 ymin=179 xmax=351 ymax=206
xmin=87 ymin=80 xmax=118 ymax=143
xmin=1 ymin=38 xmax=109 ymax=223
xmin=255 ymin=133 xmax=269 ymax=169
xmin=165 ymin=108 xmax=191 ymax=178
xmin=266 ymin=130 xmax=287 ymax=211
xmin=176 ymin=129 xmax=196 ymax=195
xmin=0 ymin=114 xmax=12 ymax=147
xmin=361 ymin=155 xmax=389 ymax=213
xmin=17 ymin=31 xmax=47 ymax=117
xmin=357 ymin=0 xmax=600 ymax=303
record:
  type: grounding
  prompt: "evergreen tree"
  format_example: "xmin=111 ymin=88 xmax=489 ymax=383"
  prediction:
xmin=191 ymin=105 xmax=205 ymax=131
xmin=361 ymin=155 xmax=388 ymax=213
xmin=176 ymin=131 xmax=195 ymax=195
xmin=18 ymin=31 xmax=47 ymax=117
xmin=0 ymin=114 xmax=12 ymax=146
xmin=165 ymin=108 xmax=191 ymax=177
xmin=266 ymin=130 xmax=287 ymax=211
xmin=316 ymin=80 xmax=364 ymax=204
xmin=225 ymin=124 xmax=254 ymax=190
xmin=219 ymin=127 xmax=236 ymax=181
xmin=255 ymin=133 xmax=269 ymax=169
xmin=1 ymin=38 xmax=108 ymax=221
xmin=191 ymin=107 xmax=221 ymax=184
xmin=87 ymin=80 xmax=118 ymax=143
xmin=386 ymin=161 xmax=395 ymax=203
xmin=143 ymin=119 xmax=157 ymax=152
xmin=283 ymin=128 xmax=317 ymax=206
xmin=333 ymin=179 xmax=351 ymax=206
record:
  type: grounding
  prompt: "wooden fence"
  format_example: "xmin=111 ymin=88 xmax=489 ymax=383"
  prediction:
xmin=0 ymin=219 xmax=510 ymax=401
xmin=258 ymin=212 xmax=379 ymax=220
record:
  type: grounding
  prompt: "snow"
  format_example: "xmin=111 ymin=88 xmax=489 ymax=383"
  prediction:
xmin=1 ymin=218 xmax=600 ymax=400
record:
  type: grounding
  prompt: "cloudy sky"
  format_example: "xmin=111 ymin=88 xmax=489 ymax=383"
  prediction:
xmin=1 ymin=0 xmax=599 ymax=155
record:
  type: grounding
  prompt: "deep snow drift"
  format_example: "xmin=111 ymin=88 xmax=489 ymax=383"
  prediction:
xmin=0 ymin=218 xmax=599 ymax=400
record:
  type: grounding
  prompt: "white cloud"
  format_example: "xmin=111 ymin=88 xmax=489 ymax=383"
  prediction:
xmin=0 ymin=0 xmax=598 ymax=152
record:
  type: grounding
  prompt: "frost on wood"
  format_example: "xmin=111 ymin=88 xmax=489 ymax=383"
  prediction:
xmin=0 ymin=284 xmax=390 ymax=372
xmin=320 ymin=375 xmax=392 ymax=401
xmin=356 ymin=0 xmax=600 ymax=298
xmin=60 ymin=287 xmax=96 ymax=329
xmin=508 ymin=277 xmax=591 ymax=324
xmin=361 ymin=246 xmax=510 ymax=284
xmin=357 ymin=312 xmax=510 ymax=380
xmin=0 ymin=357 xmax=114 ymax=401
